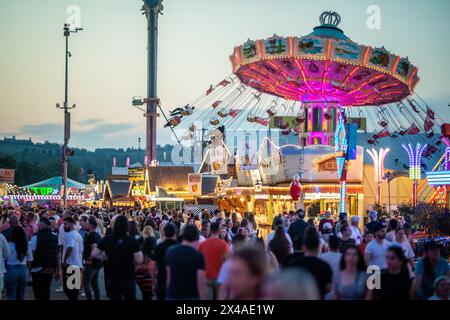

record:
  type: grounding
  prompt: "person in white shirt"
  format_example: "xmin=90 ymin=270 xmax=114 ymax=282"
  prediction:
xmin=0 ymin=232 xmax=10 ymax=300
xmin=349 ymin=216 xmax=363 ymax=245
xmin=364 ymin=223 xmax=391 ymax=270
xmin=320 ymin=235 xmax=342 ymax=278
xmin=385 ymin=219 xmax=398 ymax=243
xmin=61 ymin=216 xmax=84 ymax=301
xmin=391 ymin=228 xmax=415 ymax=276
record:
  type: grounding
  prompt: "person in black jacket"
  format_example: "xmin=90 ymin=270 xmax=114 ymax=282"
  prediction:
xmin=287 ymin=209 xmax=309 ymax=244
xmin=29 ymin=217 xmax=59 ymax=300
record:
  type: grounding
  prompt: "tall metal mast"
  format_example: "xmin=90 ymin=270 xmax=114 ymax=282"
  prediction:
xmin=57 ymin=23 xmax=82 ymax=209
xmin=142 ymin=0 xmax=163 ymax=165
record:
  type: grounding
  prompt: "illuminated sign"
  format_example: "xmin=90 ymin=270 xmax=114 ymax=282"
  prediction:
xmin=131 ymin=186 xmax=145 ymax=196
xmin=30 ymin=187 xmax=56 ymax=196
xmin=128 ymin=168 xmax=145 ymax=181
xmin=426 ymin=171 xmax=450 ymax=186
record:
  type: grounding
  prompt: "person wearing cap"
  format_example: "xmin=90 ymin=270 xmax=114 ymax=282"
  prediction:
xmin=349 ymin=216 xmax=363 ymax=245
xmin=413 ymin=241 xmax=449 ymax=300
xmin=428 ymin=276 xmax=450 ymax=300
xmin=318 ymin=210 xmax=334 ymax=233
xmin=320 ymin=222 xmax=333 ymax=243
xmin=365 ymin=210 xmax=378 ymax=233
xmin=364 ymin=222 xmax=391 ymax=270
xmin=61 ymin=216 xmax=84 ymax=301
xmin=29 ymin=217 xmax=59 ymax=300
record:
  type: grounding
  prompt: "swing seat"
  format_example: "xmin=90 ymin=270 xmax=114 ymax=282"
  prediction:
xmin=210 ymin=119 xmax=220 ymax=126
xmin=282 ymin=127 xmax=292 ymax=135
xmin=218 ymin=110 xmax=228 ymax=118
xmin=266 ymin=108 xmax=277 ymax=116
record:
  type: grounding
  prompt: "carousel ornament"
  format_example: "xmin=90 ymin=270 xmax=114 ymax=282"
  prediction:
xmin=289 ymin=174 xmax=302 ymax=201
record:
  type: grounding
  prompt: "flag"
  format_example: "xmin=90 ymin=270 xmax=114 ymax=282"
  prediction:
xmin=424 ymin=116 xmax=434 ymax=132
xmin=219 ymin=79 xmax=231 ymax=87
xmin=206 ymin=85 xmax=214 ymax=95
xmin=407 ymin=98 xmax=419 ymax=113
xmin=229 ymin=109 xmax=241 ymax=117
xmin=406 ymin=123 xmax=420 ymax=135
xmin=212 ymin=100 xmax=222 ymax=108
xmin=426 ymin=106 xmax=436 ymax=120
xmin=255 ymin=117 xmax=270 ymax=126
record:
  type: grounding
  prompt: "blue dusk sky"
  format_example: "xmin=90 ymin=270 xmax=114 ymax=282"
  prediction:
xmin=0 ymin=0 xmax=449 ymax=149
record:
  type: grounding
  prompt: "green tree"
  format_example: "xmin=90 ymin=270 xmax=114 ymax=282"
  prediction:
xmin=0 ymin=156 xmax=17 ymax=169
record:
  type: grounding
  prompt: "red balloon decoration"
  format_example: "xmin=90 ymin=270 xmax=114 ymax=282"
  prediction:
xmin=289 ymin=175 xmax=302 ymax=201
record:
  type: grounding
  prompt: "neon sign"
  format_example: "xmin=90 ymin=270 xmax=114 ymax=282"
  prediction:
xmin=29 ymin=187 xmax=56 ymax=196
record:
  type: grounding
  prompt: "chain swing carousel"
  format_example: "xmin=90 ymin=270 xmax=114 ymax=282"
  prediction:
xmin=168 ymin=11 xmax=444 ymax=227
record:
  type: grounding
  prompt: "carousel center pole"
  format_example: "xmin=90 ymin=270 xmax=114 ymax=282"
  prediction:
xmin=142 ymin=0 xmax=163 ymax=166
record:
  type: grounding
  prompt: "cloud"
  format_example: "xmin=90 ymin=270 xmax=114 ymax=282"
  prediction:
xmin=81 ymin=118 xmax=103 ymax=125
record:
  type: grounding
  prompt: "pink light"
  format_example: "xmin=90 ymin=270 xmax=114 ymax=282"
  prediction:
xmin=294 ymin=58 xmax=314 ymax=92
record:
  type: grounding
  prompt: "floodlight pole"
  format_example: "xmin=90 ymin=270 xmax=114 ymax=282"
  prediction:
xmin=59 ymin=24 xmax=82 ymax=209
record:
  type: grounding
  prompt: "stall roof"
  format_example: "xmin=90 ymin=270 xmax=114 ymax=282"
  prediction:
xmin=23 ymin=176 xmax=85 ymax=189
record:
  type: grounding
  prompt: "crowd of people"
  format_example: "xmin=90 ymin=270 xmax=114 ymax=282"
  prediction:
xmin=0 ymin=205 xmax=449 ymax=301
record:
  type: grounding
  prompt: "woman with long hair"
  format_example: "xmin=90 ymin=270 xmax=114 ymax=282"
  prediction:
xmin=5 ymin=226 xmax=33 ymax=300
xmin=157 ymin=220 xmax=168 ymax=245
xmin=359 ymin=231 xmax=374 ymax=255
xmin=136 ymin=225 xmax=156 ymax=301
xmin=333 ymin=246 xmax=371 ymax=300
xmin=230 ymin=212 xmax=240 ymax=235
xmin=219 ymin=225 xmax=232 ymax=244
xmin=226 ymin=247 xmax=268 ymax=300
xmin=129 ymin=220 xmax=141 ymax=242
xmin=268 ymin=225 xmax=292 ymax=264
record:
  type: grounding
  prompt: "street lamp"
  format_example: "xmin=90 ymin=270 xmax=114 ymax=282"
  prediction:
xmin=57 ymin=23 xmax=83 ymax=209
xmin=367 ymin=148 xmax=390 ymax=205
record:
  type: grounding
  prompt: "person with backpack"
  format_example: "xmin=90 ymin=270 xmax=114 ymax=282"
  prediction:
xmin=30 ymin=217 xmax=59 ymax=300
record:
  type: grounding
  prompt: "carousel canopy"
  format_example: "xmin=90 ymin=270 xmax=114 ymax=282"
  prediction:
xmin=230 ymin=11 xmax=419 ymax=106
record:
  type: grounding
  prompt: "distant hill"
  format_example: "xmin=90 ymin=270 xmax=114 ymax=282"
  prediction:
xmin=0 ymin=136 xmax=175 ymax=186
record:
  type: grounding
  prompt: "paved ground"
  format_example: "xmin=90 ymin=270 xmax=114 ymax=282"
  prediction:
xmin=17 ymin=269 xmax=143 ymax=300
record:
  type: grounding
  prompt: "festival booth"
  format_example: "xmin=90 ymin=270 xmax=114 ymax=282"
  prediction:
xmin=4 ymin=176 xmax=87 ymax=207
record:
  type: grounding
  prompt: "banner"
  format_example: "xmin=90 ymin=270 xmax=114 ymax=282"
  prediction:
xmin=128 ymin=168 xmax=145 ymax=181
xmin=209 ymin=146 xmax=228 ymax=174
xmin=188 ymin=173 xmax=202 ymax=196
xmin=0 ymin=169 xmax=15 ymax=184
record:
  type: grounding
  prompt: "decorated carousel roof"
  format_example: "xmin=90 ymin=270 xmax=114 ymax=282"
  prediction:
xmin=230 ymin=11 xmax=419 ymax=106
